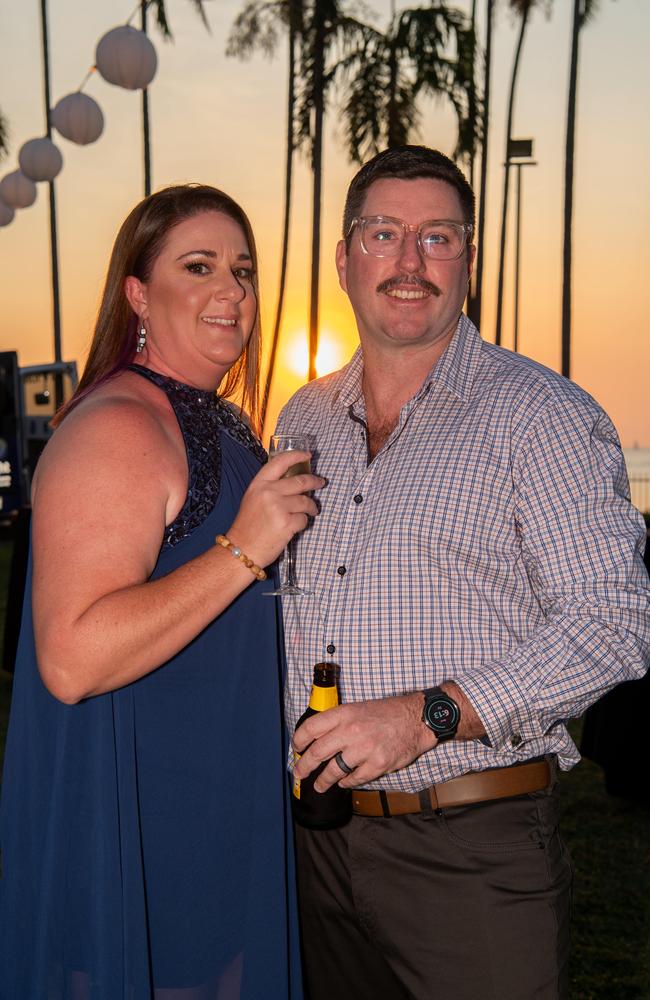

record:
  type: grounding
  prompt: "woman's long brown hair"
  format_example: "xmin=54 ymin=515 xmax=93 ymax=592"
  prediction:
xmin=52 ymin=184 xmax=262 ymax=436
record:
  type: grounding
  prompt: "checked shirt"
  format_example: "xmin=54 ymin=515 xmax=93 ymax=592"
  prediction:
xmin=277 ymin=315 xmax=650 ymax=792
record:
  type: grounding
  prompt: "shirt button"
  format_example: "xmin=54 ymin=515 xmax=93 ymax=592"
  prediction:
xmin=510 ymin=732 xmax=523 ymax=748
xmin=353 ymin=494 xmax=363 ymax=504
xmin=337 ymin=565 xmax=347 ymax=577
xmin=326 ymin=643 xmax=336 ymax=655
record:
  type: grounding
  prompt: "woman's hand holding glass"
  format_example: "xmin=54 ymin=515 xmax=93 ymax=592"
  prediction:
xmin=226 ymin=448 xmax=323 ymax=578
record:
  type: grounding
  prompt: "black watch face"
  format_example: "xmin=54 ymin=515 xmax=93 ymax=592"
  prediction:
xmin=425 ymin=696 xmax=460 ymax=734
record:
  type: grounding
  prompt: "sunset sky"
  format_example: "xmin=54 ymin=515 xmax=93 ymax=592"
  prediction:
xmin=1 ymin=0 xmax=648 ymax=446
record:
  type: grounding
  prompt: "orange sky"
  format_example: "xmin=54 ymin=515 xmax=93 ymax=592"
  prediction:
xmin=1 ymin=0 xmax=649 ymax=447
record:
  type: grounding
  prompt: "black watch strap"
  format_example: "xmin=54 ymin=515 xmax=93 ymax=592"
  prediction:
xmin=422 ymin=686 xmax=461 ymax=742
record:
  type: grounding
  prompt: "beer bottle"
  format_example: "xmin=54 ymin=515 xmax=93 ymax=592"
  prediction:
xmin=291 ymin=663 xmax=352 ymax=830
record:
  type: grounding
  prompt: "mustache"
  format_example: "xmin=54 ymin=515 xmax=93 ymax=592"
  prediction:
xmin=376 ymin=274 xmax=442 ymax=296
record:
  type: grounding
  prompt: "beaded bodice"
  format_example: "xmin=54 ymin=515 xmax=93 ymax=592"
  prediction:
xmin=128 ymin=365 xmax=266 ymax=549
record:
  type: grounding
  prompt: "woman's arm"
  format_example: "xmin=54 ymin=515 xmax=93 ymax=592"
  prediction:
xmin=32 ymin=394 xmax=319 ymax=704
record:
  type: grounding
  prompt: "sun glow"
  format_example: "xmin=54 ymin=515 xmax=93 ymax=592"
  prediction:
xmin=285 ymin=330 xmax=348 ymax=380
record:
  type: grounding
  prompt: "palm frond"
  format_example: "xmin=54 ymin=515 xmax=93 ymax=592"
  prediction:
xmin=226 ymin=0 xmax=287 ymax=59
xmin=148 ymin=0 xmax=173 ymax=39
xmin=0 ymin=108 xmax=9 ymax=161
xmin=148 ymin=0 xmax=212 ymax=41
xmin=187 ymin=0 xmax=211 ymax=33
xmin=580 ymin=0 xmax=599 ymax=28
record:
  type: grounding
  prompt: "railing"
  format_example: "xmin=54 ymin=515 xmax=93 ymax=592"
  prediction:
xmin=629 ymin=475 xmax=650 ymax=515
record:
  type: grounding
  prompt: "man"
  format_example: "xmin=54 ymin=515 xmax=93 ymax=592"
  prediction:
xmin=277 ymin=146 xmax=650 ymax=1000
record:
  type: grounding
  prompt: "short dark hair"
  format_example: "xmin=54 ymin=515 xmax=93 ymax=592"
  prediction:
xmin=342 ymin=145 xmax=475 ymax=246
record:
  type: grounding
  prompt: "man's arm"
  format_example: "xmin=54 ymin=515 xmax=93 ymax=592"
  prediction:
xmin=292 ymin=682 xmax=485 ymax=792
xmin=454 ymin=396 xmax=649 ymax=754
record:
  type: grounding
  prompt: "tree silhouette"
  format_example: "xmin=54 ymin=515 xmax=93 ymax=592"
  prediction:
xmin=149 ymin=0 xmax=210 ymax=37
xmin=562 ymin=0 xmax=596 ymax=378
xmin=227 ymin=0 xmax=303 ymax=430
xmin=467 ymin=0 xmax=494 ymax=330
xmin=494 ymin=0 xmax=548 ymax=347
xmin=143 ymin=1 xmax=211 ymax=195
xmin=336 ymin=3 xmax=478 ymax=166
xmin=293 ymin=1 xmax=370 ymax=382
xmin=0 ymin=108 xmax=9 ymax=161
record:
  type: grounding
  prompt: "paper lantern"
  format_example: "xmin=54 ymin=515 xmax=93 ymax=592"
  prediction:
xmin=0 ymin=170 xmax=37 ymax=209
xmin=19 ymin=137 xmax=63 ymax=182
xmin=0 ymin=198 xmax=15 ymax=227
xmin=51 ymin=92 xmax=104 ymax=145
xmin=96 ymin=26 xmax=157 ymax=90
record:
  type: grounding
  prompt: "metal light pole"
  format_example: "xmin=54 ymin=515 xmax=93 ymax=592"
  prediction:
xmin=39 ymin=0 xmax=63 ymax=404
xmin=507 ymin=138 xmax=536 ymax=354
xmin=141 ymin=0 xmax=152 ymax=196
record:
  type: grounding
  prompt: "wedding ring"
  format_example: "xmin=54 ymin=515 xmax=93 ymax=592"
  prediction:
xmin=335 ymin=751 xmax=354 ymax=775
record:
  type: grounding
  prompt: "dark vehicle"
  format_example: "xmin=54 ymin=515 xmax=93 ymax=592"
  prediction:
xmin=1 ymin=353 xmax=78 ymax=671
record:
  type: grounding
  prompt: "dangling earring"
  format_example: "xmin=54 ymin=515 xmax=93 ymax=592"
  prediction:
xmin=136 ymin=320 xmax=147 ymax=354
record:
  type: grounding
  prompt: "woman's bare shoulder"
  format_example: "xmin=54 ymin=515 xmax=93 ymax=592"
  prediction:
xmin=34 ymin=371 xmax=180 ymax=490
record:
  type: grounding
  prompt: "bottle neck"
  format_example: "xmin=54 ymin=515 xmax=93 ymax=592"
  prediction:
xmin=308 ymin=684 xmax=339 ymax=712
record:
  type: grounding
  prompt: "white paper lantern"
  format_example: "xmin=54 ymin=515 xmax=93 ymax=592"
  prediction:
xmin=0 ymin=170 xmax=37 ymax=209
xmin=19 ymin=137 xmax=63 ymax=182
xmin=51 ymin=92 xmax=104 ymax=146
xmin=96 ymin=26 xmax=157 ymax=91
xmin=0 ymin=198 xmax=15 ymax=227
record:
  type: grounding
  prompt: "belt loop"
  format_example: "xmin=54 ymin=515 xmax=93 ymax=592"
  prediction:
xmin=379 ymin=790 xmax=391 ymax=818
xmin=418 ymin=787 xmax=436 ymax=817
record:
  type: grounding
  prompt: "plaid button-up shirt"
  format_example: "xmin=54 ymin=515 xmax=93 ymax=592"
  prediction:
xmin=277 ymin=316 xmax=650 ymax=792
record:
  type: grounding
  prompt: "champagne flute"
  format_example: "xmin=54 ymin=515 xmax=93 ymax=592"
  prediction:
xmin=264 ymin=433 xmax=313 ymax=597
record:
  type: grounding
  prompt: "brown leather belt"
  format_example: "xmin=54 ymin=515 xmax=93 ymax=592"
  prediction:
xmin=352 ymin=759 xmax=553 ymax=817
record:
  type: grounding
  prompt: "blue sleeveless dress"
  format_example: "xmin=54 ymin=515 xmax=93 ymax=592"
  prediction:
xmin=0 ymin=368 xmax=302 ymax=999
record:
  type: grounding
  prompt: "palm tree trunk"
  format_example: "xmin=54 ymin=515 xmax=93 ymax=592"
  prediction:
xmin=468 ymin=0 xmax=493 ymax=329
xmin=386 ymin=31 xmax=399 ymax=146
xmin=494 ymin=2 xmax=530 ymax=347
xmin=261 ymin=3 xmax=297 ymax=431
xmin=308 ymin=6 xmax=326 ymax=383
xmin=562 ymin=0 xmax=581 ymax=379
xmin=39 ymin=0 xmax=63 ymax=406
xmin=468 ymin=0 xmax=478 ymax=192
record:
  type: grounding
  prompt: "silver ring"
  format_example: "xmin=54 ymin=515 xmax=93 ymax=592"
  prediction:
xmin=334 ymin=751 xmax=354 ymax=775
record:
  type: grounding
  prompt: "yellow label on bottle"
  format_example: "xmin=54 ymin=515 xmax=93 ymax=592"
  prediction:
xmin=308 ymin=687 xmax=339 ymax=712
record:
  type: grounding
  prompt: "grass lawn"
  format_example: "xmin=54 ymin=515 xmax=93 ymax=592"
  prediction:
xmin=0 ymin=535 xmax=649 ymax=997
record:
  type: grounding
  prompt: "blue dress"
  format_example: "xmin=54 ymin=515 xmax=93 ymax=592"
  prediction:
xmin=0 ymin=368 xmax=302 ymax=999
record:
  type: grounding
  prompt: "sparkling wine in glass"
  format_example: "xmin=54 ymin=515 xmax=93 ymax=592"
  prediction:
xmin=265 ymin=433 xmax=313 ymax=597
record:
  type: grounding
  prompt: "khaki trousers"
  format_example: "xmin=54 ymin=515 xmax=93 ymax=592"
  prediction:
xmin=294 ymin=783 xmax=572 ymax=1000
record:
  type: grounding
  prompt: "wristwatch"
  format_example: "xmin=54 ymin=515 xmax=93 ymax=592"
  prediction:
xmin=422 ymin=687 xmax=461 ymax=742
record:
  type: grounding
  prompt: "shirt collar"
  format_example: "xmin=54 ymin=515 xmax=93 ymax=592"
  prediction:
xmin=423 ymin=313 xmax=483 ymax=402
xmin=332 ymin=313 xmax=483 ymax=410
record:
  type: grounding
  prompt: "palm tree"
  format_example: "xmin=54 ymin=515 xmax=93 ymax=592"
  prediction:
xmin=494 ymin=0 xmax=546 ymax=348
xmin=561 ymin=0 xmax=596 ymax=378
xmin=143 ymin=1 xmax=211 ymax=195
xmin=227 ymin=0 xmax=303 ymax=429
xmin=283 ymin=1 xmax=376 ymax=382
xmin=467 ymin=0 xmax=494 ymax=329
xmin=336 ymin=3 xmax=478 ymax=166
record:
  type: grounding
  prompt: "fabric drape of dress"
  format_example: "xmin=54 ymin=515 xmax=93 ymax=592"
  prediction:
xmin=0 ymin=368 xmax=302 ymax=999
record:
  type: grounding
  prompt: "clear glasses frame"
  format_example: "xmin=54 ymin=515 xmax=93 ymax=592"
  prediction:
xmin=347 ymin=215 xmax=473 ymax=261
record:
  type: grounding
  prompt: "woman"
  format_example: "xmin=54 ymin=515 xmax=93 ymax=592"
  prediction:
xmin=0 ymin=185 xmax=320 ymax=998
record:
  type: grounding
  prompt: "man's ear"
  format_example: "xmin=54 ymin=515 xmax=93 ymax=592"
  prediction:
xmin=335 ymin=240 xmax=348 ymax=294
xmin=124 ymin=275 xmax=147 ymax=318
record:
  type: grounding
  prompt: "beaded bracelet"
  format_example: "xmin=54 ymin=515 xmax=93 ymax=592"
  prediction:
xmin=215 ymin=534 xmax=267 ymax=581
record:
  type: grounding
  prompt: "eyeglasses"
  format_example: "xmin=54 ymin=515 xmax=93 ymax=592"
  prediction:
xmin=347 ymin=215 xmax=473 ymax=261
